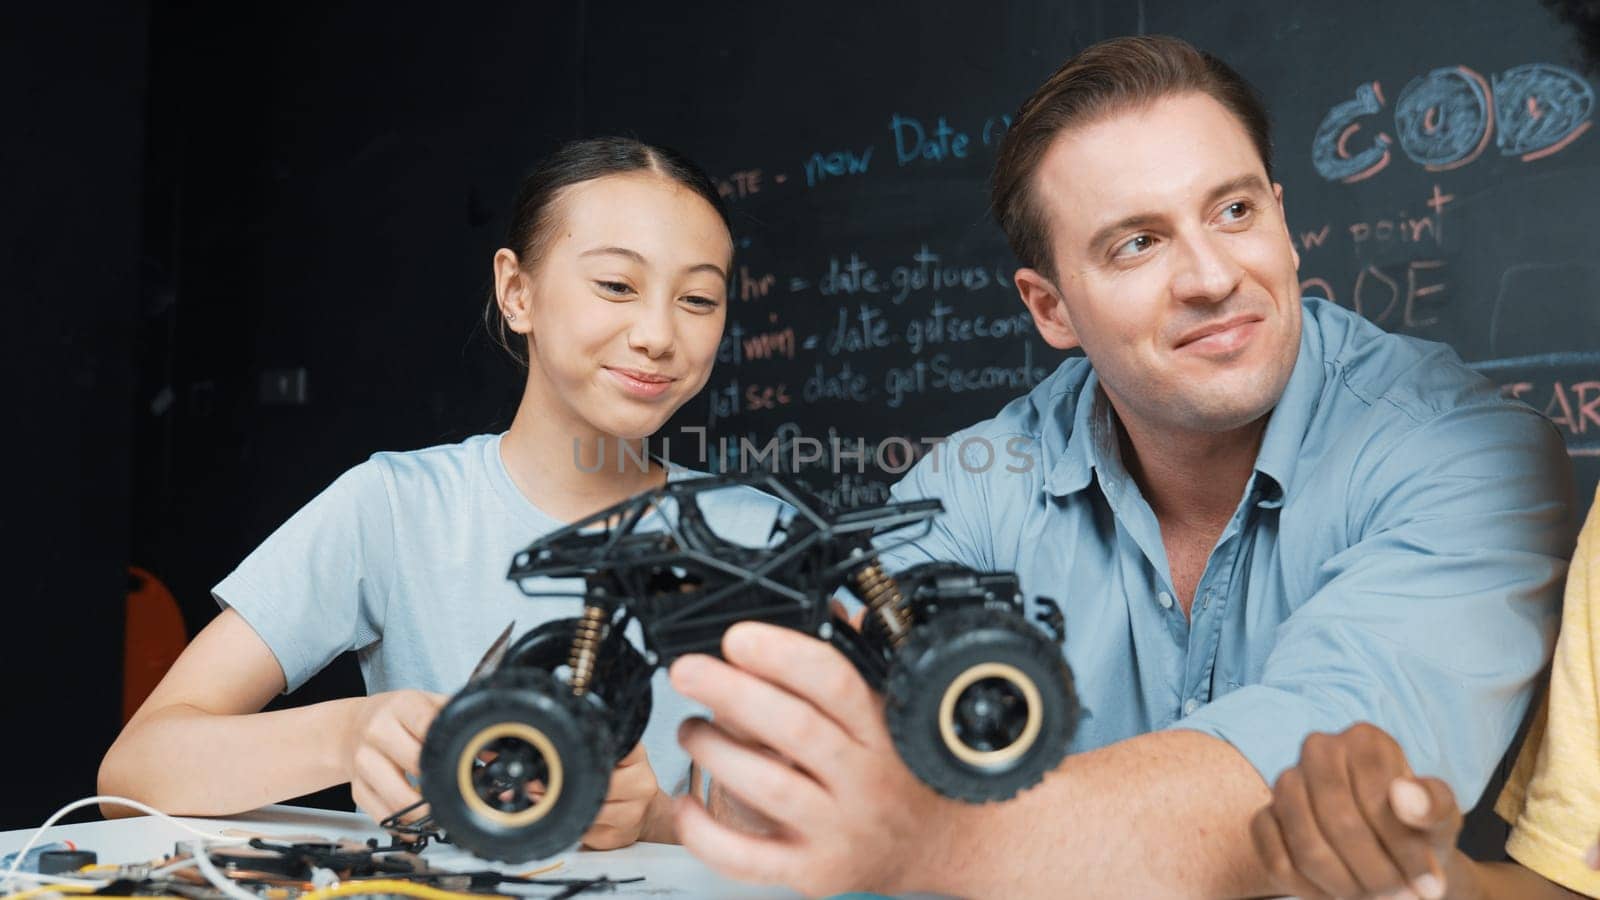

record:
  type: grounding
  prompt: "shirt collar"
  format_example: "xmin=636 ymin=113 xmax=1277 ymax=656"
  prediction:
xmin=1250 ymin=308 xmax=1326 ymax=506
xmin=1042 ymin=300 xmax=1327 ymax=506
xmin=1044 ymin=369 xmax=1111 ymax=497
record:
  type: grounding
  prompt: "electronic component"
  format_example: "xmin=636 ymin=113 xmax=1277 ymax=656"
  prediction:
xmin=37 ymin=848 xmax=96 ymax=875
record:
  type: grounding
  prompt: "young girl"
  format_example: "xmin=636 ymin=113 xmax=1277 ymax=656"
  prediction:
xmin=98 ymin=137 xmax=783 ymax=851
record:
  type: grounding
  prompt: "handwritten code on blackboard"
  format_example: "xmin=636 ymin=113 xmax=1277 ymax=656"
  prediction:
xmin=581 ymin=0 xmax=1600 ymax=510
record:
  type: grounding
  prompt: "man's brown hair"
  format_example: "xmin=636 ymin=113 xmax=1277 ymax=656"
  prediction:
xmin=991 ymin=35 xmax=1274 ymax=279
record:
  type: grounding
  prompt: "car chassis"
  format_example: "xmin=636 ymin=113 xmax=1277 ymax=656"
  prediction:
xmin=418 ymin=473 xmax=1079 ymax=862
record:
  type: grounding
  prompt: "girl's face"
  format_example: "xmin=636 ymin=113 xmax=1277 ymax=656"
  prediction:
xmin=500 ymin=172 xmax=732 ymax=442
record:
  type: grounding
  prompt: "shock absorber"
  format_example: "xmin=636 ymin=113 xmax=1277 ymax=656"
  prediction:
xmin=851 ymin=561 xmax=912 ymax=648
xmin=567 ymin=604 xmax=607 ymax=696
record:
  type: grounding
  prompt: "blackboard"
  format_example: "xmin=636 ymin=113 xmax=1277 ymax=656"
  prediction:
xmin=577 ymin=0 xmax=1600 ymax=514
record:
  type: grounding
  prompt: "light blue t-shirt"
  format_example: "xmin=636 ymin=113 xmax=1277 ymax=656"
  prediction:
xmin=214 ymin=432 xmax=787 ymax=793
xmin=878 ymin=297 xmax=1576 ymax=804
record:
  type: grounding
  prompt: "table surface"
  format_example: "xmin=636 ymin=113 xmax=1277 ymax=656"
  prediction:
xmin=0 ymin=804 xmax=1300 ymax=899
xmin=0 ymin=804 xmax=810 ymax=898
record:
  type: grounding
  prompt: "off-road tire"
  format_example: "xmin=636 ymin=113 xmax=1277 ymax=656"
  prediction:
xmin=419 ymin=668 xmax=612 ymax=862
xmin=885 ymin=605 xmax=1077 ymax=802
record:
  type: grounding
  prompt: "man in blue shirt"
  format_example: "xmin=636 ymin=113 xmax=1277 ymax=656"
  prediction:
xmin=663 ymin=35 xmax=1575 ymax=897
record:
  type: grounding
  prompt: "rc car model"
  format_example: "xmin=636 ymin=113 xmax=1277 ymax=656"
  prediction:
xmin=417 ymin=473 xmax=1079 ymax=861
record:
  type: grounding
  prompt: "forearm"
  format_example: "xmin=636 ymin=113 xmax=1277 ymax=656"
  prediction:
xmin=98 ymin=698 xmax=364 ymax=818
xmin=920 ymin=729 xmax=1273 ymax=899
xmin=1450 ymin=856 xmax=1585 ymax=900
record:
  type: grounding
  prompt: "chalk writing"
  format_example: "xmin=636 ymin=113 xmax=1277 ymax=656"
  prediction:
xmin=981 ymin=114 xmax=1013 ymax=147
xmin=716 ymin=169 xmax=764 ymax=200
xmin=802 ymin=361 xmax=872 ymax=404
xmin=1312 ymin=82 xmax=1392 ymax=183
xmin=1298 ymin=224 xmax=1333 ymax=252
xmin=1469 ymin=355 xmax=1600 ymax=457
xmin=825 ymin=303 xmax=894 ymax=356
xmin=814 ymin=474 xmax=893 ymax=509
xmin=804 ymin=146 xmax=874 ymax=187
xmin=744 ymin=382 xmax=792 ymax=412
xmin=1335 ymin=184 xmax=1453 ymax=251
xmin=887 ymin=248 xmax=997 ymax=303
xmin=706 ymin=380 xmax=738 ymax=428
xmin=744 ymin=327 xmax=797 ymax=361
xmin=905 ymin=300 xmax=1036 ymax=354
xmin=700 ymin=432 xmax=897 ymax=505
xmin=1294 ymin=183 xmax=1455 ymax=331
xmin=1500 ymin=376 xmax=1600 ymax=454
xmin=891 ymin=114 xmax=971 ymax=165
xmin=1348 ymin=214 xmax=1437 ymax=247
xmin=1312 ymin=62 xmax=1594 ymax=181
xmin=1394 ymin=66 xmax=1494 ymax=170
xmin=705 ymin=377 xmax=796 ymax=427
xmin=884 ymin=343 xmax=1051 ymax=408
xmin=1492 ymin=64 xmax=1596 ymax=160
xmin=717 ymin=319 xmax=798 ymax=365
xmin=1301 ymin=259 xmax=1449 ymax=329
xmin=738 ymin=266 xmax=776 ymax=301
xmin=819 ymin=253 xmax=881 ymax=295
xmin=815 ymin=246 xmax=1008 ymax=303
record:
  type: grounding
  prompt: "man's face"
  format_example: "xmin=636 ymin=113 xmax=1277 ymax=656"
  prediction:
xmin=1028 ymin=91 xmax=1303 ymax=437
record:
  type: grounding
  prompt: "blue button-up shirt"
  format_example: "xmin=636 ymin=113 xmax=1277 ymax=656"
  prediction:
xmin=878 ymin=298 xmax=1574 ymax=802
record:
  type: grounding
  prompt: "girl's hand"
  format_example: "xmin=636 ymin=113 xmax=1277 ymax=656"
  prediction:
xmin=581 ymin=742 xmax=674 ymax=849
xmin=341 ymin=690 xmax=448 ymax=828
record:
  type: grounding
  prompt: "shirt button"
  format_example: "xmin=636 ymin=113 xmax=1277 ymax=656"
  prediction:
xmin=1157 ymin=591 xmax=1174 ymax=609
xmin=1183 ymin=698 xmax=1200 ymax=716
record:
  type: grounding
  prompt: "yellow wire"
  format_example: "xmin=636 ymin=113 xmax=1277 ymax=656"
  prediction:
xmin=3 ymin=887 xmax=98 ymax=900
xmin=6 ymin=892 xmax=192 ymax=900
xmin=298 ymin=859 xmax=563 ymax=900
xmin=4 ymin=883 xmax=196 ymax=900
xmin=300 ymin=880 xmax=508 ymax=900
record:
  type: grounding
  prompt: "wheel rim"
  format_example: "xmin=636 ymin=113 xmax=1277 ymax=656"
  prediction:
xmin=457 ymin=721 xmax=565 ymax=827
xmin=937 ymin=661 xmax=1043 ymax=769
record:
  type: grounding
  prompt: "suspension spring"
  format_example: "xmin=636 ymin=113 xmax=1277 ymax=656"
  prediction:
xmin=568 ymin=604 xmax=606 ymax=696
xmin=851 ymin=562 xmax=912 ymax=648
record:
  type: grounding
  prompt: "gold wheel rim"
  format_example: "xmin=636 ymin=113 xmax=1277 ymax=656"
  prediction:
xmin=457 ymin=721 xmax=564 ymax=827
xmin=937 ymin=661 xmax=1043 ymax=769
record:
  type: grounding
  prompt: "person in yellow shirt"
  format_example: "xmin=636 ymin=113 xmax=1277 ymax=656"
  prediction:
xmin=1249 ymin=485 xmax=1600 ymax=899
xmin=1497 ymin=487 xmax=1600 ymax=895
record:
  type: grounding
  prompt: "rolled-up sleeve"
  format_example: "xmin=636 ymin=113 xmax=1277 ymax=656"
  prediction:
xmin=1176 ymin=403 xmax=1574 ymax=803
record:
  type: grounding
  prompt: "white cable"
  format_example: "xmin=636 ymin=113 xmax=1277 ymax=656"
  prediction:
xmin=152 ymin=856 xmax=201 ymax=877
xmin=4 ymin=871 xmax=105 ymax=887
xmin=185 ymin=840 xmax=260 ymax=900
xmin=0 ymin=872 xmax=109 ymax=893
xmin=1 ymin=795 xmax=247 ymax=890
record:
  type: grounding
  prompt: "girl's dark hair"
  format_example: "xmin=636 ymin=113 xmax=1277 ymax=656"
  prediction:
xmin=488 ymin=137 xmax=732 ymax=366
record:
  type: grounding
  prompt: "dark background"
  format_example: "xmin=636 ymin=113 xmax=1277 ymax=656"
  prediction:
xmin=6 ymin=0 xmax=1597 ymax=867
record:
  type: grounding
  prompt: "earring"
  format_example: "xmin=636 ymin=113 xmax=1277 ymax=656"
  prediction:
xmin=504 ymin=309 xmax=516 ymax=320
